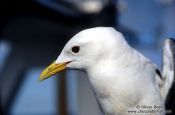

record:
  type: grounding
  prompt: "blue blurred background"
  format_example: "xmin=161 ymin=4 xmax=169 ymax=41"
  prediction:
xmin=0 ymin=0 xmax=175 ymax=115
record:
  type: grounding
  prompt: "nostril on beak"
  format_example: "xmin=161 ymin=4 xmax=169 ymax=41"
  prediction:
xmin=48 ymin=67 xmax=53 ymax=70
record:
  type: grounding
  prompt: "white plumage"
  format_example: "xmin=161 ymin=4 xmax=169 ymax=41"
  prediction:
xmin=40 ymin=27 xmax=174 ymax=115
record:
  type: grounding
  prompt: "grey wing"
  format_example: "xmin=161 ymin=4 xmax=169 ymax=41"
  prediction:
xmin=161 ymin=38 xmax=175 ymax=114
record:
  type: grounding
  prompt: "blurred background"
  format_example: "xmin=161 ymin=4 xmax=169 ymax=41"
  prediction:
xmin=0 ymin=0 xmax=175 ymax=115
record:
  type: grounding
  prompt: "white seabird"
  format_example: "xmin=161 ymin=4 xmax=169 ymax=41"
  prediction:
xmin=39 ymin=27 xmax=175 ymax=115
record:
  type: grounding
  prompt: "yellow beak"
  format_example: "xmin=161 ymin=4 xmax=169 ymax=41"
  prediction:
xmin=39 ymin=61 xmax=70 ymax=81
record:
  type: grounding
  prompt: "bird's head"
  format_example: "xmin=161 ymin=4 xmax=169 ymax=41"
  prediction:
xmin=39 ymin=27 xmax=127 ymax=81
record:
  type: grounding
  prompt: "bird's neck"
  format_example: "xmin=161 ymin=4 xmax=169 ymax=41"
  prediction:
xmin=86 ymin=56 xmax=135 ymax=114
xmin=85 ymin=47 xmax=164 ymax=114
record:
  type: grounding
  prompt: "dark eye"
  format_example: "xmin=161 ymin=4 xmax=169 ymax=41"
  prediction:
xmin=71 ymin=46 xmax=80 ymax=53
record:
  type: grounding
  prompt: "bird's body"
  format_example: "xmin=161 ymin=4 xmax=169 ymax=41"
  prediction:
xmin=40 ymin=27 xmax=175 ymax=115
xmin=86 ymin=38 xmax=163 ymax=114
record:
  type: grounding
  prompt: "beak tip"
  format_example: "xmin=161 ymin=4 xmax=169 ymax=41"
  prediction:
xmin=38 ymin=74 xmax=46 ymax=82
xmin=38 ymin=61 xmax=69 ymax=82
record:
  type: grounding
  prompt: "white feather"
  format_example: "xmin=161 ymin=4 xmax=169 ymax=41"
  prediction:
xmin=55 ymin=27 xmax=174 ymax=115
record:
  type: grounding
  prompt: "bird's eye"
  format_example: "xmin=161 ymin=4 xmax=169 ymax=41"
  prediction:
xmin=71 ymin=46 xmax=80 ymax=53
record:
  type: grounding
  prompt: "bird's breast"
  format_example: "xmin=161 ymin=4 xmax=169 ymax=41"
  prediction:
xmin=96 ymin=94 xmax=127 ymax=115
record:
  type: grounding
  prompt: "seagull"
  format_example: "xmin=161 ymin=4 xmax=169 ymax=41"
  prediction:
xmin=39 ymin=27 xmax=175 ymax=115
